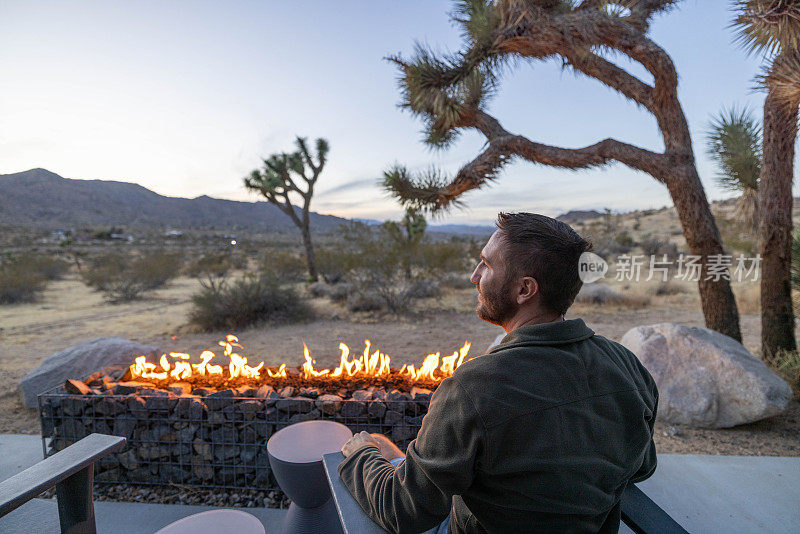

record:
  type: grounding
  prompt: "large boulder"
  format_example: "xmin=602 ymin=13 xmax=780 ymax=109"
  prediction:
xmin=19 ymin=338 xmax=159 ymax=408
xmin=620 ymin=323 xmax=792 ymax=428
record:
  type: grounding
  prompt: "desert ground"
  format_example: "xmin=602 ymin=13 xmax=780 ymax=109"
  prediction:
xmin=1 ymin=270 xmax=797 ymax=457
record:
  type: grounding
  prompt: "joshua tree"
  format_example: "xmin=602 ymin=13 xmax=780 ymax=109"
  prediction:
xmin=384 ymin=0 xmax=741 ymax=341
xmin=706 ymin=106 xmax=762 ymax=233
xmin=733 ymin=1 xmax=800 ymax=356
xmin=382 ymin=203 xmax=428 ymax=279
xmin=245 ymin=137 xmax=329 ymax=282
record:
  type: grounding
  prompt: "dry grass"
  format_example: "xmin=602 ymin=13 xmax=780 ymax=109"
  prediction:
xmin=733 ymin=281 xmax=761 ymax=314
xmin=762 ymin=350 xmax=800 ymax=397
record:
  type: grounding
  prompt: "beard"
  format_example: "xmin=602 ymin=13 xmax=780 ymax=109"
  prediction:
xmin=476 ymin=277 xmax=517 ymax=326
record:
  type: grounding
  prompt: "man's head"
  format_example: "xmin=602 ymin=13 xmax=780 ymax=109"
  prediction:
xmin=470 ymin=212 xmax=592 ymax=330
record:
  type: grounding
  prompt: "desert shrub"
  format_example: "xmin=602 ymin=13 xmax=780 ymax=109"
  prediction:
xmin=639 ymin=237 xmax=678 ymax=259
xmin=26 ymin=255 xmax=70 ymax=280
xmin=440 ymin=272 xmax=474 ymax=289
xmin=0 ymin=260 xmax=46 ymax=304
xmin=230 ymin=251 xmax=249 ymax=270
xmin=133 ymin=251 xmax=183 ymax=289
xmin=328 ymin=282 xmax=353 ymax=303
xmin=317 ymin=247 xmax=357 ymax=284
xmin=574 ymin=284 xmax=650 ymax=307
xmin=330 ymin=222 xmax=471 ymax=313
xmin=189 ymin=273 xmax=311 ymax=331
xmin=261 ymin=250 xmax=306 ymax=282
xmin=346 ymin=290 xmax=384 ymax=312
xmin=615 ymin=231 xmax=636 ymax=248
xmin=83 ymin=250 xmax=182 ymax=302
xmin=186 ymin=252 xmax=234 ymax=279
xmin=306 ymin=281 xmax=330 ymax=298
xmin=651 ymin=281 xmax=686 ymax=296
xmin=408 ymin=280 xmax=441 ymax=298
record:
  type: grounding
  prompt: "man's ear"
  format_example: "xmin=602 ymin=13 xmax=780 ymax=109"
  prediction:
xmin=517 ymin=277 xmax=539 ymax=305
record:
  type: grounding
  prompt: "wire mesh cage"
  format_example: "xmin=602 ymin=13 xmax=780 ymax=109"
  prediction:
xmin=38 ymin=385 xmax=428 ymax=490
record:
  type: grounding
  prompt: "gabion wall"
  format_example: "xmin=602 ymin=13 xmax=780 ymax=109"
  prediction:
xmin=39 ymin=384 xmax=430 ymax=490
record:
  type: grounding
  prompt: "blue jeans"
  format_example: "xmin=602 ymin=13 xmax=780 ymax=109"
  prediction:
xmin=390 ymin=457 xmax=450 ymax=534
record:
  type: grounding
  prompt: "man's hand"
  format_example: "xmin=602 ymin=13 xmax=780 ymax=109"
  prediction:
xmin=342 ymin=431 xmax=380 ymax=458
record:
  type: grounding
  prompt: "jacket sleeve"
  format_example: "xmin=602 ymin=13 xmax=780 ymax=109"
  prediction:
xmin=338 ymin=376 xmax=485 ymax=534
xmin=631 ymin=367 xmax=658 ymax=483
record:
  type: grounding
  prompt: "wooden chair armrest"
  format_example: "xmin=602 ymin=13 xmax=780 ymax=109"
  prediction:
xmin=621 ymin=483 xmax=688 ymax=534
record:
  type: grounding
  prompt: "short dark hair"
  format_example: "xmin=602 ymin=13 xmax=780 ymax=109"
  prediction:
xmin=495 ymin=212 xmax=592 ymax=316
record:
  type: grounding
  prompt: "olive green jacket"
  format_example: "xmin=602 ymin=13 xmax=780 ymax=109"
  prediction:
xmin=338 ymin=318 xmax=658 ymax=533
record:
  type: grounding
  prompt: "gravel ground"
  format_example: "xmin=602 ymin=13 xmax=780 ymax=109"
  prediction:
xmin=43 ymin=484 xmax=290 ymax=509
xmin=654 ymin=399 xmax=800 ymax=456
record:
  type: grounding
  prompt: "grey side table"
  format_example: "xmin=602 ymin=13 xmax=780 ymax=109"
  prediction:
xmin=267 ymin=421 xmax=352 ymax=534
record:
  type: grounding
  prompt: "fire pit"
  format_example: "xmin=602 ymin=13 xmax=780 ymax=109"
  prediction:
xmin=38 ymin=336 xmax=472 ymax=491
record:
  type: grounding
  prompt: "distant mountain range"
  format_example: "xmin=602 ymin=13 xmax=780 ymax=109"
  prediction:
xmin=0 ymin=168 xmax=594 ymax=236
xmin=0 ymin=168 xmax=350 ymax=232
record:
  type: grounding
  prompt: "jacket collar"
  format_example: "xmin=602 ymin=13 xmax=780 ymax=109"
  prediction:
xmin=489 ymin=318 xmax=595 ymax=352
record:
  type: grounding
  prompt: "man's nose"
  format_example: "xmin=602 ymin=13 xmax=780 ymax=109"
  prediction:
xmin=469 ymin=268 xmax=480 ymax=285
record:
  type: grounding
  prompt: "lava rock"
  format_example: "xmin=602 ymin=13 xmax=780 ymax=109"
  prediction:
xmin=127 ymin=397 xmax=148 ymax=419
xmin=352 ymin=390 xmax=373 ymax=401
xmin=119 ymin=449 xmax=139 ymax=470
xmin=410 ymin=387 xmax=432 ymax=403
xmin=193 ymin=439 xmax=213 ymax=462
xmin=214 ymin=445 xmax=240 ymax=461
xmin=288 ymin=409 xmax=321 ymax=424
xmin=275 ymin=397 xmax=313 ymax=414
xmin=298 ymin=387 xmax=321 ymax=399
xmin=315 ymin=394 xmax=343 ymax=415
xmin=341 ymin=401 xmax=366 ymax=419
xmin=207 ymin=389 xmax=237 ymax=410
xmin=139 ymin=445 xmax=170 ymax=460
xmin=114 ymin=381 xmax=153 ymax=395
xmin=64 ymin=379 xmax=92 ymax=395
xmin=141 ymin=390 xmax=177 ymax=411
xmin=211 ymin=426 xmax=238 ymax=444
xmin=386 ymin=390 xmax=410 ymax=413
xmin=254 ymin=385 xmax=274 ymax=398
xmin=263 ymin=391 xmax=282 ymax=408
xmin=113 ymin=416 xmax=137 ymax=439
xmin=174 ymin=396 xmax=206 ymax=421
xmin=167 ymin=383 xmax=192 ymax=395
xmin=383 ymin=410 xmax=404 ymax=426
xmin=368 ymin=401 xmax=387 ymax=419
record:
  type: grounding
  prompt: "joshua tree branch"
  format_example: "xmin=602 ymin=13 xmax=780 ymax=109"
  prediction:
xmin=436 ymin=109 xmax=670 ymax=208
xmin=297 ymin=147 xmax=318 ymax=177
xmin=493 ymin=11 xmax=678 ymax=96
xmin=562 ymin=50 xmax=655 ymax=111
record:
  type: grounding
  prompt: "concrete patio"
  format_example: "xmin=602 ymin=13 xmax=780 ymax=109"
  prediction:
xmin=1 ymin=434 xmax=798 ymax=533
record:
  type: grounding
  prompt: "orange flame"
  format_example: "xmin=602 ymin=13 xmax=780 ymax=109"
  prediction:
xmin=129 ymin=336 xmax=472 ymax=385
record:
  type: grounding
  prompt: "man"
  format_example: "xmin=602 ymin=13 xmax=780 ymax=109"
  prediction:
xmin=339 ymin=213 xmax=658 ymax=533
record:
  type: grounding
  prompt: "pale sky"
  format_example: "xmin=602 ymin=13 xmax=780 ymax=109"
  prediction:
xmin=0 ymin=1 xmax=784 ymax=225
